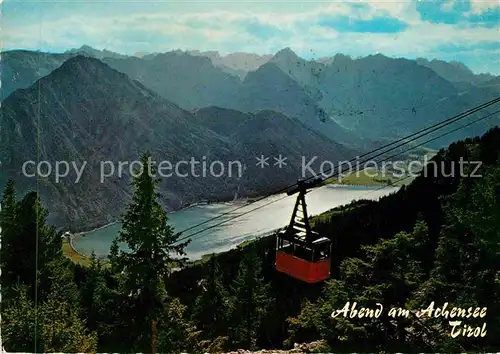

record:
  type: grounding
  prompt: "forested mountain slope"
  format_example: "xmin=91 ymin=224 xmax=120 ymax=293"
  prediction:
xmin=169 ymin=126 xmax=500 ymax=352
xmin=2 ymin=126 xmax=499 ymax=352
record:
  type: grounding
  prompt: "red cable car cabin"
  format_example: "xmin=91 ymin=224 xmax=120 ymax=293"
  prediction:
xmin=275 ymin=179 xmax=332 ymax=283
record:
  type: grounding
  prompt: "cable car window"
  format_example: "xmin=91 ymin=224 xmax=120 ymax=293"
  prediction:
xmin=313 ymin=242 xmax=331 ymax=261
xmin=295 ymin=246 xmax=312 ymax=261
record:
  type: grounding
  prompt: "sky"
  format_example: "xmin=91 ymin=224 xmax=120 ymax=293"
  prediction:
xmin=2 ymin=0 xmax=499 ymax=74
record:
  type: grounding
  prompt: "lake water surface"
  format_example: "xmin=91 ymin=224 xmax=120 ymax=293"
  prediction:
xmin=72 ymin=185 xmax=399 ymax=260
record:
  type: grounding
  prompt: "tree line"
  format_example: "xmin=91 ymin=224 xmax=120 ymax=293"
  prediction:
xmin=2 ymin=127 xmax=500 ymax=352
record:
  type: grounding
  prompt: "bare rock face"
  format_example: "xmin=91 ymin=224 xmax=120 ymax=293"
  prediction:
xmin=4 ymin=48 xmax=499 ymax=148
xmin=0 ymin=56 xmax=355 ymax=231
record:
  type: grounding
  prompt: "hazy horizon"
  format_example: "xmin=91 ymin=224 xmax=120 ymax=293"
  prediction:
xmin=3 ymin=0 xmax=499 ymax=75
xmin=4 ymin=44 xmax=497 ymax=76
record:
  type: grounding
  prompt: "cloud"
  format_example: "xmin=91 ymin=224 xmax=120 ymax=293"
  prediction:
xmin=436 ymin=40 xmax=500 ymax=53
xmin=236 ymin=18 xmax=287 ymax=40
xmin=468 ymin=6 xmax=500 ymax=28
xmin=469 ymin=0 xmax=497 ymax=13
xmin=318 ymin=15 xmax=408 ymax=33
xmin=416 ymin=0 xmax=499 ymax=28
xmin=416 ymin=0 xmax=469 ymax=24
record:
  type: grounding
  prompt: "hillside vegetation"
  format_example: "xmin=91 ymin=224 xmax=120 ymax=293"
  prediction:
xmin=2 ymin=127 xmax=500 ymax=352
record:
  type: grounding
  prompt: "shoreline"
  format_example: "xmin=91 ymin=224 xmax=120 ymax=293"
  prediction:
xmin=70 ymin=183 xmax=395 ymax=237
xmin=68 ymin=234 xmax=91 ymax=259
xmin=73 ymin=221 xmax=119 ymax=237
xmin=67 ymin=183 xmax=398 ymax=262
xmin=68 ymin=198 xmax=255 ymax=258
xmin=71 ymin=198 xmax=256 ymax=236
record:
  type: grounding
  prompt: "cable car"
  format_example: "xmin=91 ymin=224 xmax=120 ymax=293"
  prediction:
xmin=275 ymin=179 xmax=332 ymax=283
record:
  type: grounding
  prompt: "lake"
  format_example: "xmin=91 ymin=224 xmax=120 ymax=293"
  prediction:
xmin=72 ymin=184 xmax=399 ymax=260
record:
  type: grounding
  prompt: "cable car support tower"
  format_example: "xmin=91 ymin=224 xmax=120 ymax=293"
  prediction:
xmin=275 ymin=178 xmax=332 ymax=283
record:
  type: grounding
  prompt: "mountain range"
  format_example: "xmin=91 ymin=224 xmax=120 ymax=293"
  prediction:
xmin=0 ymin=56 xmax=354 ymax=230
xmin=1 ymin=45 xmax=499 ymax=229
xmin=187 ymin=50 xmax=273 ymax=79
xmin=3 ymin=45 xmax=498 ymax=144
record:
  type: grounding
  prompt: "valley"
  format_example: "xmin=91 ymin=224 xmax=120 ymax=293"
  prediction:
xmin=1 ymin=16 xmax=499 ymax=351
xmin=1 ymin=46 xmax=497 ymax=232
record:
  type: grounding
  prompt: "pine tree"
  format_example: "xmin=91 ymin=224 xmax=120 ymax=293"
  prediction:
xmin=108 ymin=238 xmax=120 ymax=274
xmin=80 ymin=251 xmax=108 ymax=331
xmin=1 ymin=187 xmax=63 ymax=300
xmin=156 ymin=296 xmax=201 ymax=353
xmin=0 ymin=180 xmax=17 ymax=288
xmin=114 ymin=151 xmax=189 ymax=292
xmin=10 ymin=191 xmax=63 ymax=298
xmin=286 ymin=221 xmax=431 ymax=351
xmin=193 ymin=257 xmax=230 ymax=342
xmin=39 ymin=288 xmax=98 ymax=353
xmin=110 ymin=151 xmax=190 ymax=350
xmin=1 ymin=184 xmax=95 ymax=352
xmin=1 ymin=284 xmax=39 ymax=352
xmin=409 ymin=165 xmax=500 ymax=351
xmin=228 ymin=247 xmax=272 ymax=350
xmin=2 ymin=284 xmax=98 ymax=353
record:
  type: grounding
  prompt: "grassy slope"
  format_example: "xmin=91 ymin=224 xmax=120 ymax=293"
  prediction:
xmin=62 ymin=239 xmax=91 ymax=266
